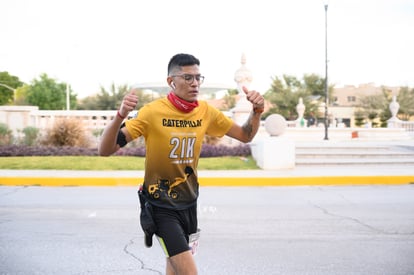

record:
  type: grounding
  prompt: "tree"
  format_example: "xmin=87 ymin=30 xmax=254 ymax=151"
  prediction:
xmin=26 ymin=73 xmax=77 ymax=110
xmin=353 ymin=86 xmax=414 ymax=127
xmin=355 ymin=90 xmax=390 ymax=127
xmin=95 ymin=83 xmax=126 ymax=110
xmin=397 ymin=86 xmax=414 ymax=120
xmin=76 ymin=94 xmax=101 ymax=110
xmin=220 ymin=88 xmax=238 ymax=111
xmin=354 ymin=110 xmax=365 ymax=127
xmin=263 ymin=74 xmax=329 ymax=120
xmin=303 ymin=73 xmax=326 ymax=98
xmin=14 ymin=85 xmax=31 ymax=105
xmin=77 ymin=83 xmax=153 ymax=110
xmin=0 ymin=72 xmax=23 ymax=105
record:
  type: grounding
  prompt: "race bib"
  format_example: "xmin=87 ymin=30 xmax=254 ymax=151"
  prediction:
xmin=189 ymin=229 xmax=201 ymax=256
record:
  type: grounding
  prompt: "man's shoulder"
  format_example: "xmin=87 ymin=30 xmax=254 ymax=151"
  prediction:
xmin=143 ymin=97 xmax=169 ymax=108
xmin=197 ymin=100 xmax=216 ymax=110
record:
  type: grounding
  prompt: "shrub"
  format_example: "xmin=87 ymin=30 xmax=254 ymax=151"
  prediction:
xmin=200 ymin=144 xmax=251 ymax=157
xmin=41 ymin=118 xmax=91 ymax=147
xmin=0 ymin=145 xmax=98 ymax=156
xmin=0 ymin=143 xmax=252 ymax=157
xmin=354 ymin=111 xmax=365 ymax=127
xmin=21 ymin=126 xmax=40 ymax=146
xmin=203 ymin=135 xmax=221 ymax=145
xmin=0 ymin=123 xmax=13 ymax=145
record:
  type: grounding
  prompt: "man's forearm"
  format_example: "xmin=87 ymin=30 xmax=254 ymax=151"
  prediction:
xmin=98 ymin=115 xmax=125 ymax=156
xmin=241 ymin=111 xmax=262 ymax=142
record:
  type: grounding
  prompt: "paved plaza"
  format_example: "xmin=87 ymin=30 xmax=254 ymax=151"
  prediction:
xmin=1 ymin=184 xmax=413 ymax=275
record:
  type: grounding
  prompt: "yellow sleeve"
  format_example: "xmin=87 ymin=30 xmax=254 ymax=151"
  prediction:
xmin=124 ymin=106 xmax=150 ymax=140
xmin=205 ymin=105 xmax=234 ymax=137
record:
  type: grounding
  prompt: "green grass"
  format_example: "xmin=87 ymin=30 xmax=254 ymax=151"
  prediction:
xmin=0 ymin=156 xmax=259 ymax=170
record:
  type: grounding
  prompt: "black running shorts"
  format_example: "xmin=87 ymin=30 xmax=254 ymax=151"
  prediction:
xmin=153 ymin=204 xmax=198 ymax=257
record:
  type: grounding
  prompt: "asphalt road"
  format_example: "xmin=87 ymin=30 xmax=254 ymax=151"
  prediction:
xmin=1 ymin=185 xmax=413 ymax=275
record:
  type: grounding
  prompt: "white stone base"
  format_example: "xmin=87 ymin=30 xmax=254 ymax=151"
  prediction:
xmin=251 ymin=137 xmax=295 ymax=170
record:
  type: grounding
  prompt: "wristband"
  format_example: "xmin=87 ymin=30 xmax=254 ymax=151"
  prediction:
xmin=253 ymin=107 xmax=264 ymax=114
xmin=117 ymin=110 xmax=126 ymax=119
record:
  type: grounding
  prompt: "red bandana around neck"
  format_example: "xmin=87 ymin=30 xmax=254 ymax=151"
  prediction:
xmin=167 ymin=92 xmax=199 ymax=113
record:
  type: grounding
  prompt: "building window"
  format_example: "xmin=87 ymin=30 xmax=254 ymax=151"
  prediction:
xmin=347 ymin=96 xmax=356 ymax=102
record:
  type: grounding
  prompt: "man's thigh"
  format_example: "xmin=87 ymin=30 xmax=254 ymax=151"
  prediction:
xmin=154 ymin=206 xmax=192 ymax=257
xmin=168 ymin=250 xmax=197 ymax=275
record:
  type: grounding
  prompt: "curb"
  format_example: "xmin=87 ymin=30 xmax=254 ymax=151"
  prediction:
xmin=1 ymin=175 xmax=413 ymax=187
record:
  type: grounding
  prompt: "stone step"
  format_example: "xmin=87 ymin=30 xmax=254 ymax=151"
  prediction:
xmin=296 ymin=158 xmax=414 ymax=165
xmin=296 ymin=150 xmax=414 ymax=158
xmin=296 ymin=145 xmax=397 ymax=151
xmin=296 ymin=155 xmax=414 ymax=162
xmin=294 ymin=143 xmax=414 ymax=165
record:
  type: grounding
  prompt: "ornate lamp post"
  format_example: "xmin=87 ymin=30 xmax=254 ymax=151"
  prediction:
xmin=323 ymin=3 xmax=329 ymax=140
xmin=66 ymin=83 xmax=70 ymax=111
xmin=233 ymin=53 xmax=253 ymax=125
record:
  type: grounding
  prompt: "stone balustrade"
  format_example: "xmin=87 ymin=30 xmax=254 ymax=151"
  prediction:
xmin=1 ymin=105 xmax=413 ymax=143
xmin=0 ymin=106 xmax=116 ymax=138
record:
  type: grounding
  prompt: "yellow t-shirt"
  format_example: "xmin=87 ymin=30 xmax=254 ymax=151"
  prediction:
xmin=125 ymin=97 xmax=233 ymax=209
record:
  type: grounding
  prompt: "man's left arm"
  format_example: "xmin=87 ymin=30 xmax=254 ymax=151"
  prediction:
xmin=226 ymin=86 xmax=264 ymax=143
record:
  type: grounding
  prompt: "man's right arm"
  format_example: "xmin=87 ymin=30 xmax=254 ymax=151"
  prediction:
xmin=98 ymin=91 xmax=138 ymax=156
xmin=98 ymin=116 xmax=131 ymax=156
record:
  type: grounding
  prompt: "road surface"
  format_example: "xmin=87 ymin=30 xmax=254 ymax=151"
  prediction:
xmin=1 ymin=185 xmax=413 ymax=274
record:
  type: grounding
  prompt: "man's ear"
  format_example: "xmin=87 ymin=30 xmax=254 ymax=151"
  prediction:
xmin=167 ymin=76 xmax=175 ymax=89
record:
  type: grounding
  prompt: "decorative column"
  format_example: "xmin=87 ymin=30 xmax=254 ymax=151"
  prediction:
xmin=387 ymin=95 xmax=401 ymax=128
xmin=390 ymin=95 xmax=400 ymax=119
xmin=232 ymin=53 xmax=253 ymax=124
xmin=296 ymin=97 xmax=306 ymax=127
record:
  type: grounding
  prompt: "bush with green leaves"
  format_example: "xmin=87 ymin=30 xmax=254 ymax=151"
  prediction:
xmin=0 ymin=123 xmax=13 ymax=145
xmin=354 ymin=111 xmax=365 ymax=127
xmin=21 ymin=126 xmax=40 ymax=146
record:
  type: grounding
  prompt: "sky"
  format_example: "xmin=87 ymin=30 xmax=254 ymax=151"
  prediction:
xmin=1 ymin=0 xmax=414 ymax=99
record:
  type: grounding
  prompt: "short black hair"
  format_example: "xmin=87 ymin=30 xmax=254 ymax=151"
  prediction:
xmin=168 ymin=53 xmax=200 ymax=75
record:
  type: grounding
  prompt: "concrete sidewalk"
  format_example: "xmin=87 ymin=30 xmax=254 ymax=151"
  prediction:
xmin=1 ymin=164 xmax=414 ymax=186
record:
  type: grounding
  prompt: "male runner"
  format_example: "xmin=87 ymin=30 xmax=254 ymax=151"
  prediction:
xmin=98 ymin=53 xmax=264 ymax=275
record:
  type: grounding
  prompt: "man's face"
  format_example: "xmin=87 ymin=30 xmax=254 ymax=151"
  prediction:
xmin=168 ymin=65 xmax=204 ymax=102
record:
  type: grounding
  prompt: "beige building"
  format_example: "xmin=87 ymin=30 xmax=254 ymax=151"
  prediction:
xmin=327 ymin=83 xmax=401 ymax=127
xmin=333 ymin=83 xmax=400 ymax=107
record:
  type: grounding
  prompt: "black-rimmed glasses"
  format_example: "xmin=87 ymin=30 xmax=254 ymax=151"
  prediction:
xmin=171 ymin=74 xmax=205 ymax=84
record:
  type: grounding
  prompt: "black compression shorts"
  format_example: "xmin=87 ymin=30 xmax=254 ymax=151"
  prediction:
xmin=153 ymin=204 xmax=198 ymax=257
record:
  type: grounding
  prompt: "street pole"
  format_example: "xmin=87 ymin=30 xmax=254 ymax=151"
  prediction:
xmin=324 ymin=3 xmax=329 ymax=140
xmin=66 ymin=83 xmax=70 ymax=111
